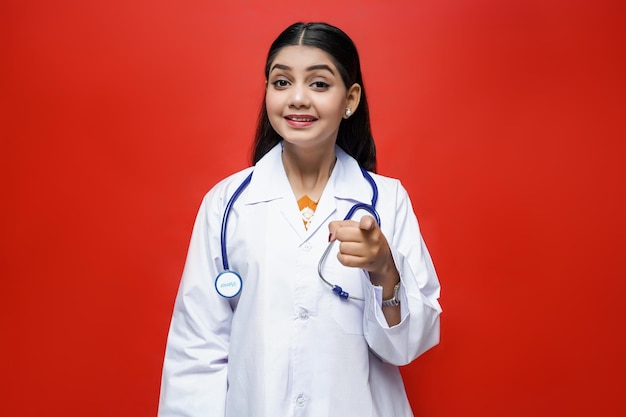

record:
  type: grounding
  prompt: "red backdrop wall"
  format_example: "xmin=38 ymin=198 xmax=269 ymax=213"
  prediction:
xmin=1 ymin=1 xmax=624 ymax=416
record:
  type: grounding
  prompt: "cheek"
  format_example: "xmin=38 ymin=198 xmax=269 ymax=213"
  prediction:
xmin=265 ymin=91 xmax=281 ymax=114
xmin=320 ymin=93 xmax=347 ymax=113
xmin=264 ymin=94 xmax=283 ymax=132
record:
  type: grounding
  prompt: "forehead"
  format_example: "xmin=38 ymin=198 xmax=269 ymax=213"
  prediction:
xmin=269 ymin=45 xmax=338 ymax=72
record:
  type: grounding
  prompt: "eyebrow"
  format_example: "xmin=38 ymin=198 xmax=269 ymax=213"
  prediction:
xmin=270 ymin=63 xmax=335 ymax=75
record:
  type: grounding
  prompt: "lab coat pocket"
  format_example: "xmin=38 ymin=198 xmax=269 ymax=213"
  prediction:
xmin=329 ymin=266 xmax=367 ymax=335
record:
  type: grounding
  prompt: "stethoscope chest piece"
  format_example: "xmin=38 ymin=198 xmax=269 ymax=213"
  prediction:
xmin=215 ymin=270 xmax=242 ymax=298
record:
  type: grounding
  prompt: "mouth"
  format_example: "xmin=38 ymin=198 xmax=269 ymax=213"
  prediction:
xmin=285 ymin=115 xmax=318 ymax=122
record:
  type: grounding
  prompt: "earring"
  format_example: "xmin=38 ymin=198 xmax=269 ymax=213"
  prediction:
xmin=345 ymin=108 xmax=352 ymax=117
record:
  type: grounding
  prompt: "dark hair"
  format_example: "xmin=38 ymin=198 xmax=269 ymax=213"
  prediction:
xmin=251 ymin=22 xmax=377 ymax=172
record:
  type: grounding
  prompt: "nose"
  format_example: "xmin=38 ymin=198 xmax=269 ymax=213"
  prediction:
xmin=288 ymin=83 xmax=310 ymax=108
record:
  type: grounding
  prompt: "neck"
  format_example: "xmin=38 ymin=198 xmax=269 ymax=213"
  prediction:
xmin=281 ymin=143 xmax=337 ymax=201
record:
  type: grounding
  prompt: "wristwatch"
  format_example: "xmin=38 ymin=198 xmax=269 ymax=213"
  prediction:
xmin=382 ymin=282 xmax=401 ymax=307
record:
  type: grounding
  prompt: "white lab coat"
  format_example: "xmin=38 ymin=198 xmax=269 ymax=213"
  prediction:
xmin=159 ymin=143 xmax=441 ymax=417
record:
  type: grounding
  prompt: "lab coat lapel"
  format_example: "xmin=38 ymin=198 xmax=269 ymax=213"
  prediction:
xmin=278 ymin=194 xmax=308 ymax=241
xmin=304 ymin=180 xmax=336 ymax=238
xmin=305 ymin=147 xmax=373 ymax=237
xmin=334 ymin=147 xmax=374 ymax=205
xmin=242 ymin=144 xmax=307 ymax=241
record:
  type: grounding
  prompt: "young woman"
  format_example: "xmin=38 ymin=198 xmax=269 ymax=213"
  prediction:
xmin=159 ymin=22 xmax=441 ymax=417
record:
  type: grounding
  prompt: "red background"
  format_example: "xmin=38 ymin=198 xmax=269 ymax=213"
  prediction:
xmin=1 ymin=1 xmax=624 ymax=416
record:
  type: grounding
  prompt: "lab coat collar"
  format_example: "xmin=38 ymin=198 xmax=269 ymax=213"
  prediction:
xmin=241 ymin=142 xmax=374 ymax=240
xmin=330 ymin=146 xmax=373 ymax=205
xmin=242 ymin=142 xmax=373 ymax=206
xmin=242 ymin=143 xmax=290 ymax=204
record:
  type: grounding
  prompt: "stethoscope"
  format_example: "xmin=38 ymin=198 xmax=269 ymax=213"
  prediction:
xmin=214 ymin=167 xmax=380 ymax=301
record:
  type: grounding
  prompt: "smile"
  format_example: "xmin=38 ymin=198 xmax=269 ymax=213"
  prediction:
xmin=285 ymin=115 xmax=317 ymax=122
xmin=284 ymin=114 xmax=318 ymax=128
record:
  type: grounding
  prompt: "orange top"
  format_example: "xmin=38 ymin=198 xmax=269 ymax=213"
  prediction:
xmin=297 ymin=195 xmax=318 ymax=230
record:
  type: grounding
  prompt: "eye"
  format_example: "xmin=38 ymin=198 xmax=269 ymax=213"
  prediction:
xmin=271 ymin=79 xmax=290 ymax=89
xmin=311 ymin=81 xmax=330 ymax=90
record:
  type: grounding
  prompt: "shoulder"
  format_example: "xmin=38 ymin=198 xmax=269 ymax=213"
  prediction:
xmin=369 ymin=171 xmax=401 ymax=188
xmin=335 ymin=146 xmax=411 ymax=204
xmin=202 ymin=167 xmax=255 ymax=210
xmin=368 ymin=171 xmax=409 ymax=201
xmin=335 ymin=146 xmax=402 ymax=191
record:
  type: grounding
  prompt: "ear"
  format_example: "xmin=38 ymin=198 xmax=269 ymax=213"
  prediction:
xmin=343 ymin=83 xmax=362 ymax=119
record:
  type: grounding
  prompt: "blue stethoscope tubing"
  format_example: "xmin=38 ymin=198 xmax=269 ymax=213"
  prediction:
xmin=220 ymin=171 xmax=253 ymax=271
xmin=217 ymin=167 xmax=380 ymax=300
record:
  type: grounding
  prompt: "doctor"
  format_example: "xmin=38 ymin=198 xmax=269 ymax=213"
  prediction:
xmin=159 ymin=22 xmax=442 ymax=417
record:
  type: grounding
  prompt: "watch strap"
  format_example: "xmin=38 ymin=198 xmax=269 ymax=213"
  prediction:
xmin=381 ymin=282 xmax=401 ymax=307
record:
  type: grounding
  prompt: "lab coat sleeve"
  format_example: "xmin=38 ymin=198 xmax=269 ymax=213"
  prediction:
xmin=158 ymin=189 xmax=233 ymax=417
xmin=363 ymin=180 xmax=442 ymax=366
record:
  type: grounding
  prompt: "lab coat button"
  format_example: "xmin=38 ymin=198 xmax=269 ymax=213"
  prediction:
xmin=295 ymin=395 xmax=306 ymax=407
xmin=302 ymin=242 xmax=312 ymax=251
xmin=299 ymin=309 xmax=309 ymax=320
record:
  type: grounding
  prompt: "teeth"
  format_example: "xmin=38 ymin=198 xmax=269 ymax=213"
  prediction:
xmin=290 ymin=116 xmax=314 ymax=122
